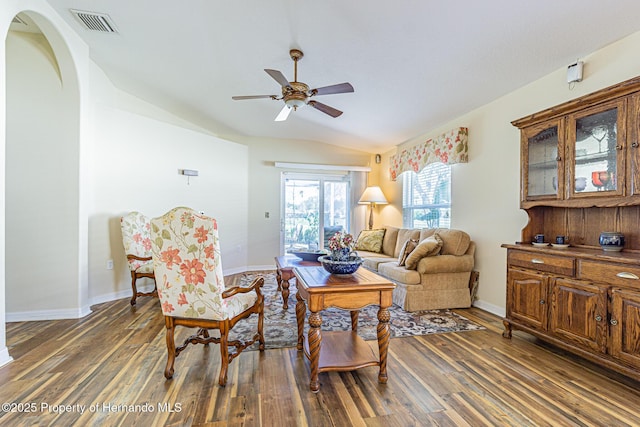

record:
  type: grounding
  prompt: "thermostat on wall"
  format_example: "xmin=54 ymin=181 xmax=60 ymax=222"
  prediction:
xmin=567 ymin=61 xmax=584 ymax=84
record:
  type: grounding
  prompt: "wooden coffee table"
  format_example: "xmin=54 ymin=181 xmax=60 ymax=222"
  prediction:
xmin=274 ymin=256 xmax=321 ymax=309
xmin=293 ymin=266 xmax=396 ymax=392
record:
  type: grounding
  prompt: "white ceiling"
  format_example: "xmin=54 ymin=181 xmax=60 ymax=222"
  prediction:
xmin=27 ymin=1 xmax=640 ymax=153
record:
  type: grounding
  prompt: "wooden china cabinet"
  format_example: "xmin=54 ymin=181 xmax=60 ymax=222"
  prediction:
xmin=503 ymin=75 xmax=640 ymax=381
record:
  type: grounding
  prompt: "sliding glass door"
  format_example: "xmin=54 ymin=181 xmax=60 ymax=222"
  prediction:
xmin=282 ymin=173 xmax=350 ymax=254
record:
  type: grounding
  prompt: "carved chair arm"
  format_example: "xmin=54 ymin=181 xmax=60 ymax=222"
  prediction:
xmin=222 ymin=277 xmax=264 ymax=299
xmin=127 ymin=254 xmax=152 ymax=262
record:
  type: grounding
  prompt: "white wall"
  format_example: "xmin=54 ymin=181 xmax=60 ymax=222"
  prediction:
xmin=380 ymin=31 xmax=640 ymax=316
xmin=88 ymin=98 xmax=249 ymax=303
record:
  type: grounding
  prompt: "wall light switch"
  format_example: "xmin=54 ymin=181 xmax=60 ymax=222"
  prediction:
xmin=106 ymin=259 xmax=114 ymax=270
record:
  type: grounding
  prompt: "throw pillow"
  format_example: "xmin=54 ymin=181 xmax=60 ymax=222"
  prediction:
xmin=397 ymin=238 xmax=419 ymax=266
xmin=405 ymin=233 xmax=443 ymax=270
xmin=354 ymin=229 xmax=386 ymax=253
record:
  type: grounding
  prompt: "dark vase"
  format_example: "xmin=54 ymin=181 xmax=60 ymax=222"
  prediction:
xmin=599 ymin=232 xmax=625 ymax=252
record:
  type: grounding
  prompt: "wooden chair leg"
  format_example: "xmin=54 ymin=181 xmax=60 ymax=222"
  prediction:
xmin=130 ymin=272 xmax=138 ymax=305
xmin=164 ymin=317 xmax=176 ymax=379
xmin=258 ymin=302 xmax=265 ymax=351
xmin=218 ymin=321 xmax=230 ymax=386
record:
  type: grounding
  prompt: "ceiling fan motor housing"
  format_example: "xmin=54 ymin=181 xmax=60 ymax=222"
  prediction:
xmin=283 ymin=81 xmax=309 ymax=109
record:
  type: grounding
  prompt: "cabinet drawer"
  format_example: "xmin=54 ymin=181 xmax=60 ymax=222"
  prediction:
xmin=508 ymin=251 xmax=575 ymax=276
xmin=577 ymin=260 xmax=640 ymax=288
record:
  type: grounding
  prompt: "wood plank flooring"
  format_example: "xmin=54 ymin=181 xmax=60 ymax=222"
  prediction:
xmin=1 ymin=271 xmax=640 ymax=426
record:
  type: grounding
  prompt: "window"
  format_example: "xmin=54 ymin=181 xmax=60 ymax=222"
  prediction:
xmin=281 ymin=173 xmax=350 ymax=253
xmin=402 ymin=163 xmax=451 ymax=228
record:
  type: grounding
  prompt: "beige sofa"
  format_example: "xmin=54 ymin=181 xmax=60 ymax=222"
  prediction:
xmin=355 ymin=226 xmax=475 ymax=311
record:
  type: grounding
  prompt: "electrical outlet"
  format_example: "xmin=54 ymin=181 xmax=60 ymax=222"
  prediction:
xmin=106 ymin=259 xmax=114 ymax=270
xmin=265 ymin=211 xmax=270 ymax=219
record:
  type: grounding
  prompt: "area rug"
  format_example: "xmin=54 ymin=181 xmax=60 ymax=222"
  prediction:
xmin=228 ymin=272 xmax=484 ymax=350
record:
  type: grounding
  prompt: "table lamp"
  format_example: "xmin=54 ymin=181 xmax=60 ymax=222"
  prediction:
xmin=358 ymin=186 xmax=388 ymax=230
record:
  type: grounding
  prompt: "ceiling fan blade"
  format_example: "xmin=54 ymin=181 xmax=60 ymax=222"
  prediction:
xmin=265 ymin=69 xmax=292 ymax=89
xmin=308 ymin=101 xmax=343 ymax=118
xmin=310 ymin=82 xmax=354 ymax=96
xmin=232 ymin=95 xmax=277 ymax=100
xmin=275 ymin=105 xmax=292 ymax=122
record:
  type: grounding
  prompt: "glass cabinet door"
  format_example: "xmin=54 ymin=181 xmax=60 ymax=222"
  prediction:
xmin=630 ymin=94 xmax=640 ymax=196
xmin=522 ymin=120 xmax=563 ymax=201
xmin=567 ymin=100 xmax=625 ymax=198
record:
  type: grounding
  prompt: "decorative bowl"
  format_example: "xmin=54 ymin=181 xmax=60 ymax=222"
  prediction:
xmin=290 ymin=250 xmax=327 ymax=262
xmin=599 ymin=232 xmax=625 ymax=252
xmin=552 ymin=176 xmax=587 ymax=191
xmin=575 ymin=177 xmax=587 ymax=192
xmin=318 ymin=255 xmax=363 ymax=275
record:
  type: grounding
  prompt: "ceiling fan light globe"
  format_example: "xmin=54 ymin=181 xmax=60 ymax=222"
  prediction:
xmin=285 ymin=98 xmax=306 ymax=109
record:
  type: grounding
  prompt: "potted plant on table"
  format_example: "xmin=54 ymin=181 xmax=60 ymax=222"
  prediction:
xmin=320 ymin=231 xmax=363 ymax=275
xmin=327 ymin=231 xmax=355 ymax=261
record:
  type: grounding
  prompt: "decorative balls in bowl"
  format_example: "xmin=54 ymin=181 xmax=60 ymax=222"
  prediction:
xmin=318 ymin=255 xmax=363 ymax=274
xmin=290 ymin=250 xmax=328 ymax=262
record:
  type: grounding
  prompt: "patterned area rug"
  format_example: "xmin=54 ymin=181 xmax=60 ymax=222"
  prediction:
xmin=229 ymin=272 xmax=484 ymax=350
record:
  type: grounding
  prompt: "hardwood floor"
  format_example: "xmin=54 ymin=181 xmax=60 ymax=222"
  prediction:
xmin=1 ymin=271 xmax=640 ymax=426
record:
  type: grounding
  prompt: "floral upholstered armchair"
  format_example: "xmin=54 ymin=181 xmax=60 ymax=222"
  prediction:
xmin=120 ymin=211 xmax=156 ymax=305
xmin=150 ymin=207 xmax=264 ymax=386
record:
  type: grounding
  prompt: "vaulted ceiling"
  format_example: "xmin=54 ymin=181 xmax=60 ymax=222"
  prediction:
xmin=22 ymin=1 xmax=640 ymax=153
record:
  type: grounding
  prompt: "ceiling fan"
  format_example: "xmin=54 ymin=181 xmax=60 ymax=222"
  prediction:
xmin=232 ymin=49 xmax=354 ymax=121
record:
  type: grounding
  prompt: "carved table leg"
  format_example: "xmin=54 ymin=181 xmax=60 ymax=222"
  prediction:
xmin=296 ymin=292 xmax=306 ymax=351
xmin=308 ymin=311 xmax=323 ymax=393
xmin=281 ymin=278 xmax=290 ymax=310
xmin=502 ymin=319 xmax=513 ymax=339
xmin=376 ymin=307 xmax=391 ymax=384
xmin=350 ymin=310 xmax=359 ymax=332
xmin=276 ymin=268 xmax=282 ymax=291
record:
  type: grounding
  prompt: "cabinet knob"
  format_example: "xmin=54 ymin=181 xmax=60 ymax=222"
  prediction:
xmin=556 ymin=156 xmax=561 ymax=161
xmin=616 ymin=145 xmax=624 ymax=150
xmin=610 ymin=319 xmax=619 ymax=326
xmin=539 ymin=299 xmax=545 ymax=305
xmin=595 ymin=315 xmax=603 ymax=322
xmin=632 ymin=142 xmax=639 ymax=148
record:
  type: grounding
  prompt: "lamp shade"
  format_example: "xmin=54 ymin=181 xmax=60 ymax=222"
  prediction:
xmin=358 ymin=186 xmax=388 ymax=204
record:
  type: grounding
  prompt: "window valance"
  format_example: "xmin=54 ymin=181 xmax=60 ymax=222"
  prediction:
xmin=389 ymin=127 xmax=468 ymax=180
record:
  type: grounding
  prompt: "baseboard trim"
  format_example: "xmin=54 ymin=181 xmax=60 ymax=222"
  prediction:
xmin=0 ymin=347 xmax=13 ymax=368
xmin=6 ymin=305 xmax=93 ymax=322
xmin=223 ymin=265 xmax=276 ymax=275
xmin=244 ymin=265 xmax=277 ymax=272
xmin=89 ymin=285 xmax=156 ymax=307
xmin=473 ymin=299 xmax=505 ymax=318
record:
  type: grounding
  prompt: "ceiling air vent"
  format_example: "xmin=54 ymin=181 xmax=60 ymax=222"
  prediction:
xmin=70 ymin=9 xmax=118 ymax=33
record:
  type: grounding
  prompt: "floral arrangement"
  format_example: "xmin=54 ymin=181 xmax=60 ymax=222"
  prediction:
xmin=328 ymin=231 xmax=355 ymax=252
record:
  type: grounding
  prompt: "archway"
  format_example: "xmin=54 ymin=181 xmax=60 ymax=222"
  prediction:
xmin=2 ymin=8 xmax=86 ymax=364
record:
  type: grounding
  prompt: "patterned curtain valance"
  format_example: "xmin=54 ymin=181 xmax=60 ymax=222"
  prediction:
xmin=389 ymin=127 xmax=468 ymax=180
